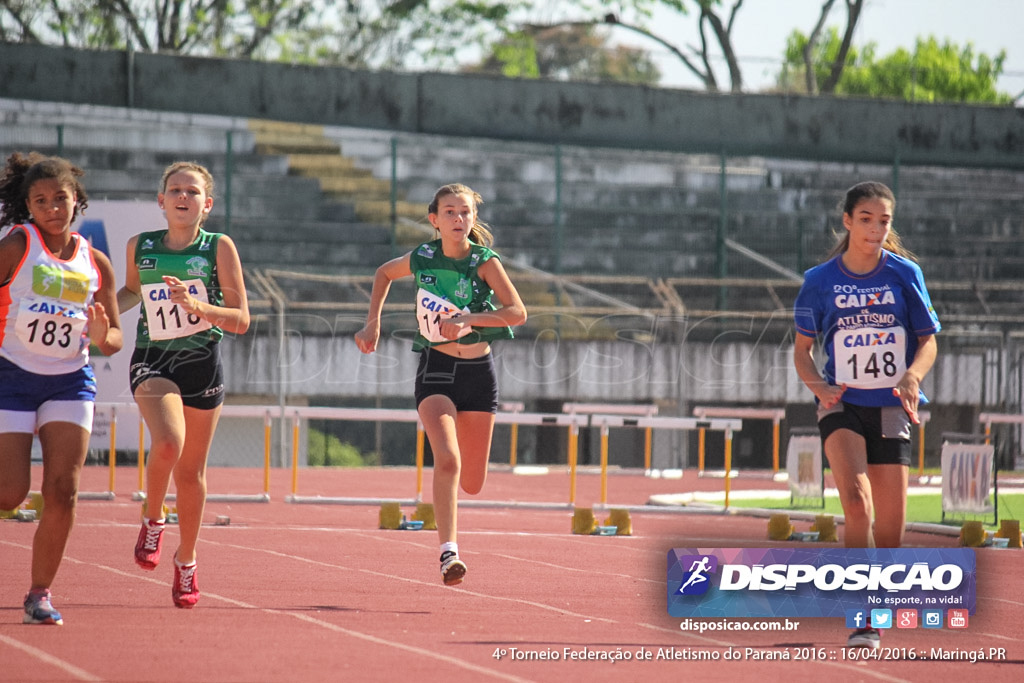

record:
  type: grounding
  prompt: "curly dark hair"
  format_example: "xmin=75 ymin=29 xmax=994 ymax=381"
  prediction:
xmin=0 ymin=152 xmax=88 ymax=228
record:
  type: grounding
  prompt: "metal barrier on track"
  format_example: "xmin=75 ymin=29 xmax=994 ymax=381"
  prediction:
xmin=87 ymin=403 xmax=744 ymax=510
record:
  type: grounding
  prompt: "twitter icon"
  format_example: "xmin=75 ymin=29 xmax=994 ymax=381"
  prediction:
xmin=870 ymin=609 xmax=893 ymax=629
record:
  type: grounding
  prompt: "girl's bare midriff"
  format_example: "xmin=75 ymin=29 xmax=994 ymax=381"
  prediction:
xmin=432 ymin=340 xmax=491 ymax=359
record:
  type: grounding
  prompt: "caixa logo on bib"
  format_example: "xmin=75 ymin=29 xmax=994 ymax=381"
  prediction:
xmin=667 ymin=548 xmax=976 ymax=618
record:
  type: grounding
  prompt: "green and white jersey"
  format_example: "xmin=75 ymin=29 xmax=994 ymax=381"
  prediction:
xmin=134 ymin=228 xmax=224 ymax=350
xmin=408 ymin=239 xmax=513 ymax=352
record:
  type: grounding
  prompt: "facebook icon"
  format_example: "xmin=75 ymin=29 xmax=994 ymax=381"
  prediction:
xmin=845 ymin=609 xmax=867 ymax=629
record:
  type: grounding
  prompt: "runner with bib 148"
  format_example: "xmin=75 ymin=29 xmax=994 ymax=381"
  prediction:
xmin=793 ymin=181 xmax=940 ymax=650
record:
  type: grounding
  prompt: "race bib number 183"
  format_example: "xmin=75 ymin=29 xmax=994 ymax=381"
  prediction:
xmin=14 ymin=297 xmax=87 ymax=359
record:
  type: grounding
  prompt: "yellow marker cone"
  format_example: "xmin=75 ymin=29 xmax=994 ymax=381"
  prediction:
xmin=768 ymin=513 xmax=794 ymax=541
xmin=24 ymin=492 xmax=44 ymax=521
xmin=411 ymin=503 xmax=437 ymax=530
xmin=959 ymin=521 xmax=986 ymax=547
xmin=811 ymin=514 xmax=838 ymax=542
xmin=572 ymin=507 xmax=597 ymax=535
xmin=605 ymin=508 xmax=632 ymax=536
xmin=378 ymin=502 xmax=402 ymax=530
xmin=994 ymin=519 xmax=1022 ymax=548
xmin=139 ymin=501 xmax=171 ymax=522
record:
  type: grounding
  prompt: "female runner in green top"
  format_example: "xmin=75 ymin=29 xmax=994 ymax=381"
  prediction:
xmin=117 ymin=162 xmax=249 ymax=608
xmin=356 ymin=183 xmax=527 ymax=585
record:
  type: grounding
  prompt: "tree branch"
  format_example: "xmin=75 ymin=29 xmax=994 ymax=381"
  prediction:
xmin=102 ymin=0 xmax=153 ymax=51
xmin=822 ymin=0 xmax=864 ymax=93
xmin=599 ymin=15 xmax=714 ymax=89
xmin=0 ymin=1 xmax=42 ymax=43
xmin=804 ymin=0 xmax=837 ymax=94
xmin=702 ymin=2 xmax=742 ymax=91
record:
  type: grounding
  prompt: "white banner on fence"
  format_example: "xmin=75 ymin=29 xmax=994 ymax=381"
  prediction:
xmin=80 ymin=201 xmax=164 ymax=450
xmin=786 ymin=435 xmax=823 ymax=499
xmin=941 ymin=443 xmax=994 ymax=514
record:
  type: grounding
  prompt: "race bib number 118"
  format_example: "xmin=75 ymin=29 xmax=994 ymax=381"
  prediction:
xmin=141 ymin=279 xmax=212 ymax=341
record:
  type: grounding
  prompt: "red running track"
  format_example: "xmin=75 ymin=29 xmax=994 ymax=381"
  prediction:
xmin=1 ymin=465 xmax=1022 ymax=682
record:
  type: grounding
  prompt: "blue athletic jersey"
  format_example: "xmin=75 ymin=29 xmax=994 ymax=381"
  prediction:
xmin=794 ymin=250 xmax=940 ymax=407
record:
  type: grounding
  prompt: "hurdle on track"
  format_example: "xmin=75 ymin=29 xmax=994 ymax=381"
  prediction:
xmin=692 ymin=406 xmax=785 ymax=473
xmin=285 ymin=406 xmax=587 ymax=509
xmin=691 ymin=406 xmax=935 ymax=477
xmin=563 ymin=402 xmax=659 ymax=470
xmin=285 ymin=406 xmax=421 ymax=506
xmin=589 ymin=413 xmax=743 ymax=509
xmin=979 ymin=411 xmax=1024 ymax=442
xmin=92 ymin=403 xmax=273 ymax=503
xmin=499 ymin=401 xmax=525 ymax=467
xmin=979 ymin=412 xmax=1024 ymax=471
xmin=78 ymin=403 xmax=122 ymax=500
xmin=486 ymin=411 xmax=586 ymax=509
xmin=916 ymin=410 xmax=931 ymax=475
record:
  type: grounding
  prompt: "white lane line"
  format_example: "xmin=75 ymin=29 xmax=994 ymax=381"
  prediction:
xmin=0 ymin=632 xmax=104 ymax=682
xmin=2 ymin=539 xmax=537 ymax=682
xmin=207 ymin=539 xmax=621 ymax=625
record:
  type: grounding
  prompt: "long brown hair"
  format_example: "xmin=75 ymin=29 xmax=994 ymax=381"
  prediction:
xmin=428 ymin=183 xmax=494 ymax=247
xmin=827 ymin=181 xmax=915 ymax=260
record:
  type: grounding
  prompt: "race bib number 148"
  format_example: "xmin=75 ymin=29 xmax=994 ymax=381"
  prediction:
xmin=833 ymin=326 xmax=907 ymax=389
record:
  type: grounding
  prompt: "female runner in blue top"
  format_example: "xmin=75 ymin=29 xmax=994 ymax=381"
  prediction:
xmin=793 ymin=181 xmax=940 ymax=649
xmin=355 ymin=183 xmax=527 ymax=586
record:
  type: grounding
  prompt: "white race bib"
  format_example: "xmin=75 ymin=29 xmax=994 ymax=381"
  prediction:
xmin=833 ymin=326 xmax=907 ymax=389
xmin=14 ymin=296 xmax=88 ymax=360
xmin=416 ymin=288 xmax=471 ymax=343
xmin=141 ymin=279 xmax=212 ymax=341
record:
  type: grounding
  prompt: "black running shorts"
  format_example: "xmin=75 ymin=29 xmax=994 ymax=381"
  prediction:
xmin=817 ymin=401 xmax=912 ymax=466
xmin=414 ymin=348 xmax=498 ymax=413
xmin=129 ymin=341 xmax=225 ymax=410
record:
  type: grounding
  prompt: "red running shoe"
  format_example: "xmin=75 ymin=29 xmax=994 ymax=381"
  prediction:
xmin=134 ymin=519 xmax=164 ymax=570
xmin=172 ymin=558 xmax=200 ymax=609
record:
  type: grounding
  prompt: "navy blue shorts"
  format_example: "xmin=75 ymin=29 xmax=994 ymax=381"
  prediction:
xmin=129 ymin=342 xmax=224 ymax=410
xmin=0 ymin=355 xmax=96 ymax=409
xmin=414 ymin=349 xmax=498 ymax=414
xmin=817 ymin=401 xmax=912 ymax=466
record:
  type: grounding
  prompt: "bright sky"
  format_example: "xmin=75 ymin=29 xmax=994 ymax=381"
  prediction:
xmin=624 ymin=0 xmax=1023 ymax=102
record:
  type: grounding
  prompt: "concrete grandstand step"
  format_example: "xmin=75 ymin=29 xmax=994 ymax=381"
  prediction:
xmin=351 ymin=199 xmax=428 ymax=223
xmin=286 ymin=153 xmax=362 ymax=174
xmin=238 ymin=241 xmax=393 ymax=268
xmin=505 ymin=247 xmax=720 ymax=279
xmin=318 ymin=175 xmax=393 ymax=196
xmin=249 ymin=119 xmax=341 ymax=155
xmin=248 ymin=119 xmax=326 ymax=135
xmin=255 ymin=139 xmax=341 ymax=155
xmin=227 ymin=218 xmax=390 ymax=244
